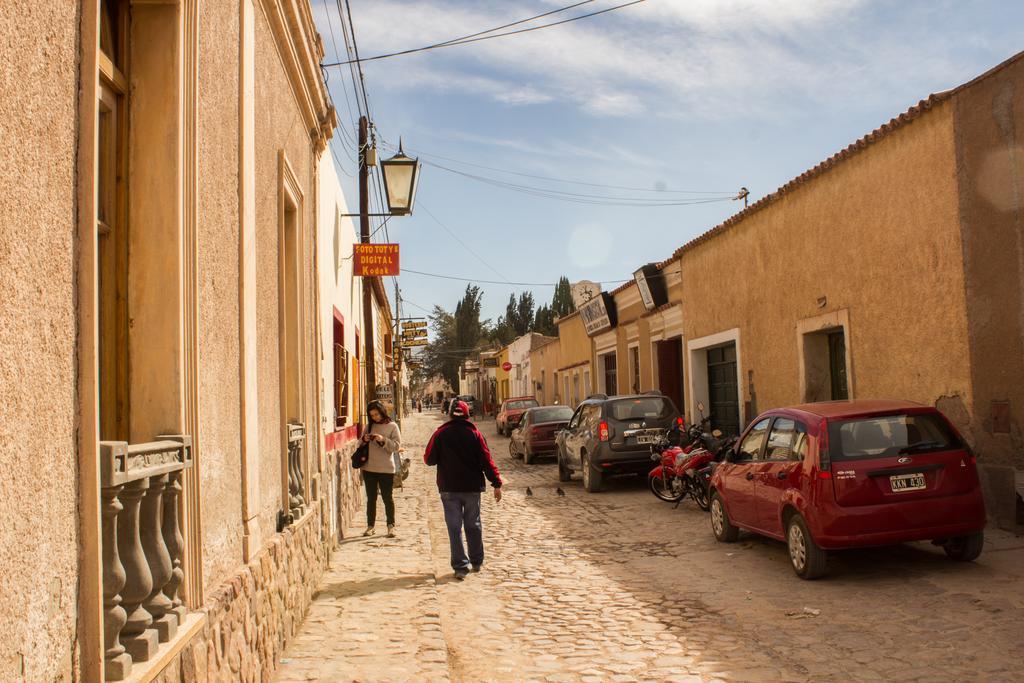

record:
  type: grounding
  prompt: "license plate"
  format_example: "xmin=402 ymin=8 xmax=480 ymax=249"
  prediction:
xmin=890 ymin=473 xmax=926 ymax=492
xmin=636 ymin=435 xmax=658 ymax=445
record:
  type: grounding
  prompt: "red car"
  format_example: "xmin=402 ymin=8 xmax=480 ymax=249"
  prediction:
xmin=496 ymin=396 xmax=539 ymax=437
xmin=509 ymin=405 xmax=575 ymax=464
xmin=709 ymin=400 xmax=986 ymax=579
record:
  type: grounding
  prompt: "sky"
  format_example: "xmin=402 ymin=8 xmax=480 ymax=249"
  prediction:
xmin=313 ymin=0 xmax=1023 ymax=327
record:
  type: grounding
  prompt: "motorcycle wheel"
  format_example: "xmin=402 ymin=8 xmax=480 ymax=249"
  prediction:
xmin=649 ymin=473 xmax=685 ymax=503
xmin=692 ymin=481 xmax=711 ymax=512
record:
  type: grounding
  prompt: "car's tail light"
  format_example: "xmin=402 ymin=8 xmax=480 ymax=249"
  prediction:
xmin=531 ymin=427 xmax=542 ymax=438
xmin=598 ymin=420 xmax=610 ymax=442
xmin=817 ymin=418 xmax=832 ymax=472
xmin=817 ymin=471 xmax=832 ymax=480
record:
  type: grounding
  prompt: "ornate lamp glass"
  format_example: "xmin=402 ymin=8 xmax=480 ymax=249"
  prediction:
xmin=380 ymin=141 xmax=420 ymax=216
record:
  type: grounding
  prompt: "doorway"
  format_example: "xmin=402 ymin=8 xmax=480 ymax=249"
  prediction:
xmin=655 ymin=337 xmax=684 ymax=414
xmin=707 ymin=343 xmax=740 ymax=436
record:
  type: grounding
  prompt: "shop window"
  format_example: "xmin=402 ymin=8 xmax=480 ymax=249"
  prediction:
xmin=333 ymin=316 xmax=348 ymax=428
xmin=97 ymin=0 xmax=129 ymax=441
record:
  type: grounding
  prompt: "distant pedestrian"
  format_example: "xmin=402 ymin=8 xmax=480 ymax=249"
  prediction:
xmin=361 ymin=400 xmax=402 ymax=538
xmin=423 ymin=400 xmax=503 ymax=580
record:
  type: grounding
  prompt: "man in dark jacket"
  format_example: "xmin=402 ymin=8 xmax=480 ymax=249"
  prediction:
xmin=423 ymin=400 xmax=502 ymax=579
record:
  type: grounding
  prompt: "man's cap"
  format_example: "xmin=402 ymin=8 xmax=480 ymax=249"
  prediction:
xmin=452 ymin=400 xmax=470 ymax=418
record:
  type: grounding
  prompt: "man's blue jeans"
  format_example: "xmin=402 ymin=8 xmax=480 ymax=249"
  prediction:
xmin=440 ymin=491 xmax=483 ymax=571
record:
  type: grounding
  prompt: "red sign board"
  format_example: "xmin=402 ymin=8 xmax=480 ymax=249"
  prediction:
xmin=354 ymin=243 xmax=400 ymax=277
xmin=501 ymin=361 xmax=512 ymax=372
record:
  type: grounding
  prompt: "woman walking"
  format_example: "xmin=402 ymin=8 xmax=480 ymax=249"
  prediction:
xmin=361 ymin=400 xmax=402 ymax=538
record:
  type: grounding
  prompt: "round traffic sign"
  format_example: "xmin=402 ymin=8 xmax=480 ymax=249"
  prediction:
xmin=501 ymin=361 xmax=512 ymax=372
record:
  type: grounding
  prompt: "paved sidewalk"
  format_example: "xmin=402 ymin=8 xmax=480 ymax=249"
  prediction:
xmin=276 ymin=417 xmax=451 ymax=682
xmin=277 ymin=412 xmax=1024 ymax=683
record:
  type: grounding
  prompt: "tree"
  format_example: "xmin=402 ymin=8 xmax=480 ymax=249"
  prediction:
xmin=421 ymin=305 xmax=460 ymax=391
xmin=454 ymin=285 xmax=484 ymax=353
xmin=533 ymin=304 xmax=557 ymax=336
xmin=551 ymin=276 xmax=575 ymax=319
xmin=513 ymin=291 xmax=535 ymax=336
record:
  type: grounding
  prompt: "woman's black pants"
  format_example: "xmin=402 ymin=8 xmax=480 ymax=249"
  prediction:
xmin=363 ymin=471 xmax=395 ymax=526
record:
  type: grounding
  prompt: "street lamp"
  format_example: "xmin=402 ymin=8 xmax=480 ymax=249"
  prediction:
xmin=380 ymin=140 xmax=421 ymax=216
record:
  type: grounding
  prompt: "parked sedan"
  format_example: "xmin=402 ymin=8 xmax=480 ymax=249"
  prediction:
xmin=709 ymin=399 xmax=987 ymax=579
xmin=556 ymin=393 xmax=682 ymax=492
xmin=510 ymin=406 xmax=575 ymax=464
xmin=496 ymin=397 xmax=540 ymax=436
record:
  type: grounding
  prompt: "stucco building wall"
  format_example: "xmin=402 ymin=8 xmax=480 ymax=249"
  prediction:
xmin=530 ymin=338 xmax=562 ymax=404
xmin=678 ymin=98 xmax=971 ymax=426
xmin=253 ymin=3 xmax=319 ymax=544
xmin=0 ymin=2 xmax=81 ymax=679
xmin=197 ymin=0 xmax=245 ymax=593
xmin=554 ymin=313 xmax=594 ymax=406
xmin=951 ymin=53 xmax=1024 ymax=525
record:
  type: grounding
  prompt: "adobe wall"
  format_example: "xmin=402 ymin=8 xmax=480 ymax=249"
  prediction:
xmin=679 ymin=99 xmax=971 ymax=432
xmin=253 ymin=3 xmax=320 ymax=543
xmin=0 ymin=1 xmax=81 ymax=679
xmin=952 ymin=53 xmax=1024 ymax=528
xmin=196 ymin=0 xmax=246 ymax=591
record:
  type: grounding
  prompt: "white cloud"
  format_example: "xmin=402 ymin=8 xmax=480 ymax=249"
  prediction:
xmin=325 ymin=0 xmax=1017 ymax=128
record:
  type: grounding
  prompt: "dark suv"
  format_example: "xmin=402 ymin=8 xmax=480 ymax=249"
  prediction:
xmin=556 ymin=393 xmax=682 ymax=492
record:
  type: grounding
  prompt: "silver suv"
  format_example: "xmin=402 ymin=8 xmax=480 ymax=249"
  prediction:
xmin=556 ymin=393 xmax=682 ymax=492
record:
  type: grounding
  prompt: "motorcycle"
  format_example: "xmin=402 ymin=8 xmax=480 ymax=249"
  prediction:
xmin=648 ymin=406 xmax=737 ymax=511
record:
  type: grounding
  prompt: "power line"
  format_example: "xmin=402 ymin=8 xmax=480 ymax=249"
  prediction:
xmin=380 ymin=139 xmax=734 ymax=195
xmin=323 ymin=0 xmax=647 ymax=66
xmin=402 ymin=266 xmax=684 ymax=287
xmin=417 ymin=202 xmax=512 ymax=284
xmin=422 ymin=160 xmax=736 ymax=206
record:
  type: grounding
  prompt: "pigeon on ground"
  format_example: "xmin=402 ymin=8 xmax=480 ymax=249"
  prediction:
xmin=556 ymin=487 xmax=565 ymax=497
xmin=526 ymin=487 xmax=533 ymax=497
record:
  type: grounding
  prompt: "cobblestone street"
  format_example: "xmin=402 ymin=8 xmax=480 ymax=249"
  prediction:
xmin=277 ymin=412 xmax=1024 ymax=682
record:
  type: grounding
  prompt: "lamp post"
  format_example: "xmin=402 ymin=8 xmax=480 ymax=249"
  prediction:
xmin=354 ymin=116 xmax=419 ymax=411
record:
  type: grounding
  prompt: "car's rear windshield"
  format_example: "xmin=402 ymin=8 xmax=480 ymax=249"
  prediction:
xmin=507 ymin=400 xmax=538 ymax=410
xmin=606 ymin=397 xmax=672 ymax=421
xmin=827 ymin=413 xmax=960 ymax=460
xmin=531 ymin=407 xmax=573 ymax=423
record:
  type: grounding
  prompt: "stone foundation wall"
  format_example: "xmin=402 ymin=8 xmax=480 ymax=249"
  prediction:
xmin=327 ymin=440 xmax=364 ymax=541
xmin=144 ymin=438 xmax=366 ymax=682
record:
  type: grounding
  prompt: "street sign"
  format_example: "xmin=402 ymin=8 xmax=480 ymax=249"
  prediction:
xmin=354 ymin=243 xmax=400 ymax=277
xmin=501 ymin=361 xmax=512 ymax=372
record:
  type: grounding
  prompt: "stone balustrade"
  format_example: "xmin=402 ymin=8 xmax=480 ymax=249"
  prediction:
xmin=287 ymin=423 xmax=306 ymax=518
xmin=100 ymin=436 xmax=192 ymax=681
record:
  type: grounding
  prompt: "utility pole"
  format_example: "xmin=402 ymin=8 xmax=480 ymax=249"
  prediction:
xmin=360 ymin=115 xmax=376 ymax=405
xmin=394 ymin=281 xmax=403 ymax=426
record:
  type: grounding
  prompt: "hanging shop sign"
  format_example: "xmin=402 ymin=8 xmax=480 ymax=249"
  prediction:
xmin=633 ymin=263 xmax=669 ymax=312
xmin=402 ymin=320 xmax=427 ymax=329
xmin=501 ymin=361 xmax=513 ymax=372
xmin=481 ymin=357 xmax=499 ymax=368
xmin=579 ymin=291 xmax=618 ymax=336
xmin=402 ymin=338 xmax=428 ymax=347
xmin=402 ymin=328 xmax=427 ymax=339
xmin=354 ymin=243 xmax=400 ymax=277
xmin=375 ymin=384 xmax=394 ymax=399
